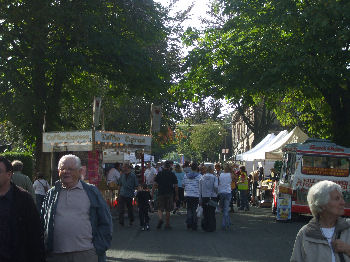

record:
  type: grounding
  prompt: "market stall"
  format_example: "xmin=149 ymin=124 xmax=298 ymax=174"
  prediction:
xmin=42 ymin=130 xmax=152 ymax=207
xmin=257 ymin=179 xmax=274 ymax=207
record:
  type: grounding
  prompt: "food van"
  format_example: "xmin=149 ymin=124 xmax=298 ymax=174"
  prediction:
xmin=272 ymin=138 xmax=350 ymax=220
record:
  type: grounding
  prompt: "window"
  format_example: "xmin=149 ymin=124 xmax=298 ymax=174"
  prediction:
xmin=301 ymin=155 xmax=350 ymax=177
xmin=282 ymin=153 xmax=296 ymax=182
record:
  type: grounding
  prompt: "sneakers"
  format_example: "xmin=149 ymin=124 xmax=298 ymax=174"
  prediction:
xmin=157 ymin=220 xmax=163 ymax=229
xmin=141 ymin=224 xmax=150 ymax=231
xmin=222 ymin=225 xmax=230 ymax=230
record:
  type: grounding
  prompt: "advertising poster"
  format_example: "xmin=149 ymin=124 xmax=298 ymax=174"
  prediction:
xmin=276 ymin=193 xmax=291 ymax=221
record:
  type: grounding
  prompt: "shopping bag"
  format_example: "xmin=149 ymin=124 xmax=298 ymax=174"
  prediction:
xmin=196 ymin=205 xmax=203 ymax=218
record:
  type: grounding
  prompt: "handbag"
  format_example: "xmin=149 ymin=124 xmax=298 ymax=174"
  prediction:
xmin=196 ymin=205 xmax=203 ymax=218
xmin=207 ymin=198 xmax=218 ymax=208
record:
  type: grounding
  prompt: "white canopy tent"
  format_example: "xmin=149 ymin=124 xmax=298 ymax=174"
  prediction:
xmin=237 ymin=130 xmax=289 ymax=161
xmin=236 ymin=133 xmax=276 ymax=161
xmin=235 ymin=127 xmax=308 ymax=174
xmin=265 ymin=126 xmax=309 ymax=160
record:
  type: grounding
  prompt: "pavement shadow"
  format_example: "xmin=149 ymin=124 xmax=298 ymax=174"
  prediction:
xmin=107 ymin=206 xmax=306 ymax=262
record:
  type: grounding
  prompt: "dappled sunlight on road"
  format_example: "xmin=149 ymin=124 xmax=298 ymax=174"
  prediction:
xmin=107 ymin=250 xmax=259 ymax=262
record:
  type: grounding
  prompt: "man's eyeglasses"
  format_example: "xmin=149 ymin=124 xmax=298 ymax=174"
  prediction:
xmin=58 ymin=167 xmax=78 ymax=172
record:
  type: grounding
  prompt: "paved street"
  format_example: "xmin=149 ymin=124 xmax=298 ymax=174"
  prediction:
xmin=106 ymin=207 xmax=311 ymax=262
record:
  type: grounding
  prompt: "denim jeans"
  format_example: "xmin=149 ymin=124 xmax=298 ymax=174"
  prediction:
xmin=219 ymin=192 xmax=231 ymax=228
xmin=186 ymin=197 xmax=199 ymax=230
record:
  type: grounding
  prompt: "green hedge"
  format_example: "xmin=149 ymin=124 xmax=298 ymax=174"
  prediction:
xmin=0 ymin=152 xmax=34 ymax=181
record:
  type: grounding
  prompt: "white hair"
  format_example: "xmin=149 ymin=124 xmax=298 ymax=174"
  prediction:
xmin=307 ymin=180 xmax=342 ymax=217
xmin=58 ymin=154 xmax=82 ymax=170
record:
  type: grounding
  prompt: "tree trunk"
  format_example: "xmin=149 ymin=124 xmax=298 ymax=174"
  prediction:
xmin=322 ymin=84 xmax=350 ymax=147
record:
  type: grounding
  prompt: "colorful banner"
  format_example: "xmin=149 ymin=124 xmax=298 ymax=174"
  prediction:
xmin=88 ymin=151 xmax=100 ymax=185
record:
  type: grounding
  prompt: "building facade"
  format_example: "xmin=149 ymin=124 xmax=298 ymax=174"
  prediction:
xmin=231 ymin=107 xmax=282 ymax=158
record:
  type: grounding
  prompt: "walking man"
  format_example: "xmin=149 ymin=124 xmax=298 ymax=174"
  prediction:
xmin=41 ymin=154 xmax=113 ymax=262
xmin=11 ymin=160 xmax=36 ymax=202
xmin=152 ymin=161 xmax=178 ymax=229
xmin=0 ymin=156 xmax=45 ymax=262
xmin=118 ymin=164 xmax=138 ymax=226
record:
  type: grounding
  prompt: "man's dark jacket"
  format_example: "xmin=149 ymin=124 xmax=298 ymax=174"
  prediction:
xmin=11 ymin=183 xmax=46 ymax=262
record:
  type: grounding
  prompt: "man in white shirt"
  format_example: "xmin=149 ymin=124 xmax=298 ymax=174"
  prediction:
xmin=144 ymin=162 xmax=157 ymax=188
xmin=106 ymin=163 xmax=121 ymax=188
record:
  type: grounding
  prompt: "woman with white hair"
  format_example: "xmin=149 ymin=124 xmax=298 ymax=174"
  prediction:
xmin=291 ymin=180 xmax=350 ymax=262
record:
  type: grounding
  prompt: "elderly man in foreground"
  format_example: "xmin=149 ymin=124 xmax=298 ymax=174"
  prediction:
xmin=291 ymin=180 xmax=350 ymax=262
xmin=41 ymin=154 xmax=113 ymax=262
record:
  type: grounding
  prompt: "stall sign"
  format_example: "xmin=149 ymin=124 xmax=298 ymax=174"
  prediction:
xmin=43 ymin=131 xmax=92 ymax=152
xmin=302 ymin=167 xmax=349 ymax=177
xmin=96 ymin=131 xmax=151 ymax=146
xmin=43 ymin=131 xmax=92 ymax=143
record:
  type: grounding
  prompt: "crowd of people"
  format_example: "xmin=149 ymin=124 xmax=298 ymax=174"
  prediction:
xmin=107 ymin=159 xmax=259 ymax=232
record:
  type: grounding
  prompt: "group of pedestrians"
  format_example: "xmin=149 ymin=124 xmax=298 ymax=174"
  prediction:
xmin=112 ymin=160 xmax=251 ymax=233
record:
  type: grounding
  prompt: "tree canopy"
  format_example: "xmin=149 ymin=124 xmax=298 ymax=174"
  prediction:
xmin=179 ymin=0 xmax=350 ymax=146
xmin=0 ymin=0 xmax=179 ymax=165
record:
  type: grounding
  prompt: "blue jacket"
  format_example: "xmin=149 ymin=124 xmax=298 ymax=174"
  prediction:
xmin=183 ymin=172 xmax=201 ymax=197
xmin=41 ymin=180 xmax=113 ymax=262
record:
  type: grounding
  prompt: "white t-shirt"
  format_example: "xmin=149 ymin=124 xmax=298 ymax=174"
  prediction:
xmin=33 ymin=179 xmax=50 ymax=195
xmin=145 ymin=167 xmax=157 ymax=185
xmin=321 ymin=227 xmax=336 ymax=262
xmin=106 ymin=168 xmax=120 ymax=184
